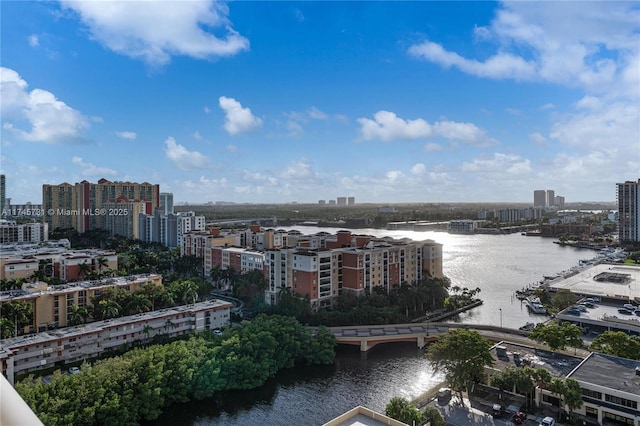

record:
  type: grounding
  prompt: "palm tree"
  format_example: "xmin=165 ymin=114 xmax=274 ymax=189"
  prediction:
xmin=0 ymin=317 xmax=15 ymax=338
xmin=95 ymin=256 xmax=108 ymax=275
xmin=77 ymin=261 xmax=91 ymax=280
xmin=142 ymin=324 xmax=154 ymax=340
xmin=178 ymin=280 xmax=199 ymax=305
xmin=126 ymin=293 xmax=152 ymax=315
xmin=68 ymin=305 xmax=90 ymax=326
xmin=4 ymin=301 xmax=33 ymax=336
xmin=99 ymin=299 xmax=121 ymax=320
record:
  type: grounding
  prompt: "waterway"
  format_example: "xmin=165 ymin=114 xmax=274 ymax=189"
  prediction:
xmin=150 ymin=228 xmax=592 ymax=425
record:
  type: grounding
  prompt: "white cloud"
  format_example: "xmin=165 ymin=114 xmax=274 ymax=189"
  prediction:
xmin=71 ymin=156 xmax=117 ymax=177
xmin=407 ymin=2 xmax=639 ymax=96
xmin=192 ymin=131 xmax=202 ymax=140
xmin=411 ymin=163 xmax=427 ymax=175
xmin=529 ymin=132 xmax=547 ymax=145
xmin=115 ymin=131 xmax=136 ymax=140
xmin=294 ymin=9 xmax=305 ymax=23
xmin=423 ymin=142 xmax=442 ymax=152
xmin=218 ymin=96 xmax=262 ymax=135
xmin=307 ymin=106 xmax=329 ymax=120
xmin=204 ymin=106 xmax=211 ymax=114
xmin=357 ymin=111 xmax=432 ymax=141
xmin=461 ymin=153 xmax=532 ymax=175
xmin=59 ymin=0 xmax=249 ymax=66
xmin=279 ymin=158 xmax=317 ymax=180
xmin=227 ymin=144 xmax=238 ymax=152
xmin=1 ymin=67 xmax=90 ymax=144
xmin=433 ymin=121 xmax=497 ymax=146
xmin=27 ymin=34 xmax=39 ymax=47
xmin=408 ymin=40 xmax=537 ymax=80
xmin=540 ymin=103 xmax=555 ymax=110
xmin=358 ymin=110 xmax=497 ymax=146
xmin=550 ymin=102 xmax=638 ymax=152
xmin=164 ymin=136 xmax=211 ymax=170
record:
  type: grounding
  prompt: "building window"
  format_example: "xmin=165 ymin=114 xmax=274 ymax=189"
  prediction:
xmin=582 ymin=388 xmax=602 ymax=400
xmin=605 ymin=394 xmax=638 ymax=410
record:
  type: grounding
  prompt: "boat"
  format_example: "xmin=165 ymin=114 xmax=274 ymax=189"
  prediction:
xmin=526 ymin=297 xmax=547 ymax=314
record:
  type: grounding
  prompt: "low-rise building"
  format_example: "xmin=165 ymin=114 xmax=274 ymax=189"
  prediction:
xmin=0 ymin=299 xmax=233 ymax=384
xmin=566 ymin=352 xmax=640 ymax=426
xmin=0 ymin=274 xmax=161 ymax=332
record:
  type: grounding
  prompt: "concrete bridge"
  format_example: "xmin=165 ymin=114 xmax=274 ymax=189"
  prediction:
xmin=321 ymin=322 xmax=543 ymax=352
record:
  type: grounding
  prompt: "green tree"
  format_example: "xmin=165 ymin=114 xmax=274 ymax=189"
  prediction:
xmin=426 ymin=329 xmax=494 ymax=395
xmin=551 ymin=289 xmax=577 ymax=311
xmin=0 ymin=317 xmax=15 ymax=338
xmin=2 ymin=300 xmax=33 ymax=335
xmin=423 ymin=406 xmax=445 ymax=426
xmin=78 ymin=261 xmax=91 ymax=280
xmin=563 ymin=378 xmax=583 ymax=421
xmin=98 ymin=300 xmax=121 ymax=320
xmin=68 ymin=304 xmax=90 ymax=326
xmin=385 ymin=396 xmax=423 ymax=425
xmin=528 ymin=322 xmax=583 ymax=352
xmin=590 ymin=331 xmax=640 ymax=360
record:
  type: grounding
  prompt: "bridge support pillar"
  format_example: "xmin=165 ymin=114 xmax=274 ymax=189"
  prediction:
xmin=417 ymin=335 xmax=425 ymax=349
xmin=360 ymin=339 xmax=372 ymax=352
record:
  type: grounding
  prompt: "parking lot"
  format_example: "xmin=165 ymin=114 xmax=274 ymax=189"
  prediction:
xmin=425 ymin=393 xmax=561 ymax=426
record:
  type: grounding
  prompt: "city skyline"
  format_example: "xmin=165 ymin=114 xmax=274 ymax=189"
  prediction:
xmin=1 ymin=1 xmax=638 ymax=204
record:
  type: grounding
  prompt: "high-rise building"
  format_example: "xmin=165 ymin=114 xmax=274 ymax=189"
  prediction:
xmin=42 ymin=182 xmax=76 ymax=230
xmin=533 ymin=190 xmax=547 ymax=207
xmin=533 ymin=189 xmax=561 ymax=208
xmin=43 ymin=179 xmax=159 ymax=233
xmin=347 ymin=196 xmax=355 ymax=206
xmin=337 ymin=197 xmax=347 ymax=206
xmin=160 ymin=192 xmax=174 ymax=214
xmin=617 ymin=179 xmax=640 ymax=242
xmin=0 ymin=174 xmax=6 ymax=217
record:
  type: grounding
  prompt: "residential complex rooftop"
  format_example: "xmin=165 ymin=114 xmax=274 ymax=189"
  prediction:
xmin=546 ymin=263 xmax=640 ymax=303
xmin=490 ymin=341 xmax=583 ymax=378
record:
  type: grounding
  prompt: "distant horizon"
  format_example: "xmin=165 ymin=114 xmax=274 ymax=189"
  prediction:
xmin=2 ymin=1 xmax=638 ymax=204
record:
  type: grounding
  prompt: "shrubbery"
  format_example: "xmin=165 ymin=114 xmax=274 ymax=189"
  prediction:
xmin=16 ymin=315 xmax=336 ymax=426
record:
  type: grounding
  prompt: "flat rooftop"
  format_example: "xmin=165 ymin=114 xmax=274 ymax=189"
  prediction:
xmin=0 ymin=299 xmax=233 ymax=351
xmin=322 ymin=406 xmax=408 ymax=426
xmin=569 ymin=352 xmax=640 ymax=395
xmin=546 ymin=264 xmax=640 ymax=303
xmin=490 ymin=341 xmax=583 ymax=378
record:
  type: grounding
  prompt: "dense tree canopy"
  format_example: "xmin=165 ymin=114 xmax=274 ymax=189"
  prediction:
xmin=16 ymin=315 xmax=336 ymax=426
xmin=589 ymin=331 xmax=640 ymax=360
xmin=385 ymin=396 xmax=423 ymax=425
xmin=426 ymin=329 xmax=494 ymax=393
xmin=528 ymin=322 xmax=583 ymax=352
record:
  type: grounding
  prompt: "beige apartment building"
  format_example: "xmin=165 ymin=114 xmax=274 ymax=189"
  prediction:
xmin=0 ymin=299 xmax=233 ymax=384
xmin=0 ymin=274 xmax=162 ymax=332
xmin=0 ymin=249 xmax=118 ymax=282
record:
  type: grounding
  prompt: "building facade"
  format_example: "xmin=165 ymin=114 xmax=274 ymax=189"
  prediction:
xmin=0 ymin=299 xmax=233 ymax=384
xmin=0 ymin=222 xmax=48 ymax=244
xmin=159 ymin=192 xmax=174 ymax=215
xmin=617 ymin=179 xmax=640 ymax=242
xmin=43 ymin=179 xmax=159 ymax=233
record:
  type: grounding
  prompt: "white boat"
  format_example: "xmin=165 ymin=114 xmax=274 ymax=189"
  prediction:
xmin=526 ymin=297 xmax=547 ymax=314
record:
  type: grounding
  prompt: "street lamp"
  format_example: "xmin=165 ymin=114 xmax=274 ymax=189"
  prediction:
xmin=499 ymin=308 xmax=503 ymax=328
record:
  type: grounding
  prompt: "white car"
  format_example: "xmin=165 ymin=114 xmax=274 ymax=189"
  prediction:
xmin=213 ymin=329 xmax=223 ymax=336
xmin=539 ymin=416 xmax=555 ymax=426
xmin=68 ymin=367 xmax=80 ymax=375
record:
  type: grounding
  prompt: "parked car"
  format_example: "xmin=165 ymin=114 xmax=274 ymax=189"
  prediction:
xmin=574 ymin=305 xmax=587 ymax=312
xmin=491 ymin=403 xmax=505 ymax=417
xmin=539 ymin=416 xmax=556 ymax=426
xmin=566 ymin=308 xmax=581 ymax=315
xmin=623 ymin=303 xmax=636 ymax=311
xmin=213 ymin=329 xmax=223 ymax=336
xmin=580 ymin=301 xmax=595 ymax=308
xmin=436 ymin=387 xmax=452 ymax=402
xmin=68 ymin=367 xmax=80 ymax=375
xmin=512 ymin=411 xmax=526 ymax=424
xmin=618 ymin=308 xmax=633 ymax=315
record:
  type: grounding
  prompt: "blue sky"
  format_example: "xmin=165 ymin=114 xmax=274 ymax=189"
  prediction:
xmin=1 ymin=1 xmax=638 ymax=204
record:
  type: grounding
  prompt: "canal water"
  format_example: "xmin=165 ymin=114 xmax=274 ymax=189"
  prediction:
xmin=149 ymin=228 xmax=592 ymax=425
